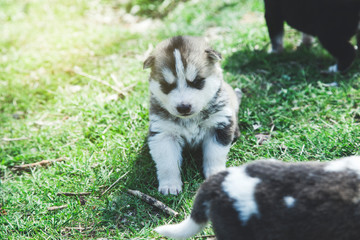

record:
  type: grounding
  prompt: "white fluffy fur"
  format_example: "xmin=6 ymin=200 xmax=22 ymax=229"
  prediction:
xmin=148 ymin=132 xmax=184 ymax=195
xmin=162 ymin=67 xmax=176 ymax=84
xmin=324 ymin=155 xmax=360 ymax=175
xmin=185 ymin=63 xmax=198 ymax=82
xmin=284 ymin=196 xmax=296 ymax=208
xmin=154 ymin=217 xmax=206 ymax=240
xmin=202 ymin=133 xmax=230 ymax=178
xmin=174 ymin=49 xmax=186 ymax=81
xmin=222 ymin=167 xmax=261 ymax=225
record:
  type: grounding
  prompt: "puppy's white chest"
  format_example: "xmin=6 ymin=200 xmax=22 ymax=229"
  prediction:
xmin=180 ymin=121 xmax=206 ymax=145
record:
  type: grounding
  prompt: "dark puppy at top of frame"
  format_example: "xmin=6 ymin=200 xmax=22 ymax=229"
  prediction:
xmin=264 ymin=0 xmax=360 ymax=72
xmin=156 ymin=156 xmax=360 ymax=240
xmin=143 ymin=36 xmax=241 ymax=195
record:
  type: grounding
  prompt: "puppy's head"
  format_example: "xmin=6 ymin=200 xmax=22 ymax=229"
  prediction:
xmin=144 ymin=36 xmax=223 ymax=118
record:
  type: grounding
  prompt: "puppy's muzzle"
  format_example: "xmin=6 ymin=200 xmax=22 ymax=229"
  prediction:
xmin=176 ymin=104 xmax=192 ymax=116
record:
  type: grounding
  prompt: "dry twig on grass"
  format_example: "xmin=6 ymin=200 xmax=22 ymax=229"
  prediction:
xmin=255 ymin=124 xmax=275 ymax=145
xmin=102 ymin=124 xmax=112 ymax=135
xmin=127 ymin=189 xmax=179 ymax=217
xmin=73 ymin=66 xmax=135 ymax=98
xmin=195 ymin=235 xmax=216 ymax=239
xmin=47 ymin=204 xmax=68 ymax=211
xmin=61 ymin=223 xmax=95 ymax=235
xmin=2 ymin=137 xmax=29 ymax=142
xmin=100 ymin=171 xmax=129 ymax=197
xmin=62 ymin=226 xmax=87 ymax=231
xmin=255 ymin=133 xmax=271 ymax=145
xmin=57 ymin=192 xmax=91 ymax=196
xmin=11 ymin=157 xmax=67 ymax=171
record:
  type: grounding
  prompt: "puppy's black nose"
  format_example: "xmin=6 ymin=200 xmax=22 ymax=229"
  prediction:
xmin=176 ymin=104 xmax=192 ymax=115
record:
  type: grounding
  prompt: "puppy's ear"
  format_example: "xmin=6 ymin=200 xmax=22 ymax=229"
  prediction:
xmin=205 ymin=49 xmax=222 ymax=62
xmin=143 ymin=55 xmax=155 ymax=69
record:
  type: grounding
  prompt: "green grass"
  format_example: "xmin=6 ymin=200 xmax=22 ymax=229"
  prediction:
xmin=1 ymin=0 xmax=359 ymax=239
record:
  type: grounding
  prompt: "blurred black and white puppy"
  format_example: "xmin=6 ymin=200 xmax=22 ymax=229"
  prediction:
xmin=264 ymin=0 xmax=360 ymax=72
xmin=143 ymin=36 xmax=241 ymax=195
xmin=156 ymin=156 xmax=360 ymax=240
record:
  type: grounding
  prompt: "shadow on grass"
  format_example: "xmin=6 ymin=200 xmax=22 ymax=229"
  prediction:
xmin=223 ymin=45 xmax=360 ymax=124
xmin=226 ymin=47 xmax=320 ymax=74
xmin=222 ymin=44 xmax=360 ymax=162
xmin=224 ymin=45 xmax=360 ymax=86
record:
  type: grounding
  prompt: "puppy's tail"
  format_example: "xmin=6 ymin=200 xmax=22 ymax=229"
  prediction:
xmin=155 ymin=180 xmax=213 ymax=239
xmin=155 ymin=216 xmax=207 ymax=240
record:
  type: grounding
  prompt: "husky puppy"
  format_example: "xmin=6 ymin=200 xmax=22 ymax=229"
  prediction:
xmin=155 ymin=156 xmax=360 ymax=240
xmin=143 ymin=36 xmax=241 ymax=195
xmin=264 ymin=0 xmax=360 ymax=72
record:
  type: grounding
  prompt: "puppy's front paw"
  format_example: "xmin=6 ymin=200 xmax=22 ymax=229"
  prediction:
xmin=328 ymin=64 xmax=338 ymax=73
xmin=204 ymin=165 xmax=226 ymax=179
xmin=158 ymin=181 xmax=182 ymax=195
xmin=321 ymin=64 xmax=338 ymax=75
xmin=269 ymin=48 xmax=283 ymax=54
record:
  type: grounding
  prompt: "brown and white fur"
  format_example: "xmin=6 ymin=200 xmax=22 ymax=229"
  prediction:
xmin=155 ymin=156 xmax=360 ymax=239
xmin=143 ymin=36 xmax=241 ymax=195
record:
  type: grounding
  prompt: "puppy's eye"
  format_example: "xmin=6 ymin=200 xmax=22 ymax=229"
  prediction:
xmin=187 ymin=76 xmax=205 ymax=90
xmin=160 ymin=80 xmax=177 ymax=94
